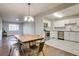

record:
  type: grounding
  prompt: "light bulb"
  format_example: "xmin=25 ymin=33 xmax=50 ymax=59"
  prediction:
xmin=24 ymin=16 xmax=27 ymax=21
xmin=16 ymin=18 xmax=19 ymax=21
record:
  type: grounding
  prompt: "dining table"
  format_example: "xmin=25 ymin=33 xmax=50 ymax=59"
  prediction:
xmin=15 ymin=34 xmax=44 ymax=43
xmin=14 ymin=34 xmax=44 ymax=55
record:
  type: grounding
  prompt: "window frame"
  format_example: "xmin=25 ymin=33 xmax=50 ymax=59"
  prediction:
xmin=9 ymin=24 xmax=19 ymax=31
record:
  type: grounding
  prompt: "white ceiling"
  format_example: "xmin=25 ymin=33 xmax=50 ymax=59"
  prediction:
xmin=0 ymin=3 xmax=62 ymax=22
xmin=0 ymin=3 xmax=78 ymax=22
xmin=46 ymin=4 xmax=79 ymax=20
xmin=0 ymin=3 xmax=62 ymax=16
xmin=56 ymin=4 xmax=79 ymax=17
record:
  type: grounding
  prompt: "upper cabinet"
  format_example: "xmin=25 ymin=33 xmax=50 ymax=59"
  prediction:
xmin=76 ymin=18 xmax=79 ymax=26
xmin=65 ymin=18 xmax=79 ymax=31
xmin=53 ymin=18 xmax=79 ymax=31
xmin=69 ymin=19 xmax=76 ymax=24
xmin=53 ymin=19 xmax=69 ymax=28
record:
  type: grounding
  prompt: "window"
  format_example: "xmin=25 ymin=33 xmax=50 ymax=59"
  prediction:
xmin=9 ymin=24 xmax=19 ymax=31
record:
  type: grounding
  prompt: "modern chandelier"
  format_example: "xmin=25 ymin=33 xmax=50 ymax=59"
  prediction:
xmin=24 ymin=3 xmax=34 ymax=22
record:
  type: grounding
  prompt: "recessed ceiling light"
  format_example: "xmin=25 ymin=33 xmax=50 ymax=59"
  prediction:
xmin=53 ymin=12 xmax=63 ymax=18
xmin=16 ymin=18 xmax=19 ymax=21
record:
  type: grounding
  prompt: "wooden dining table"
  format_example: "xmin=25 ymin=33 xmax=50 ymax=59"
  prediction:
xmin=14 ymin=34 xmax=44 ymax=55
xmin=15 ymin=34 xmax=44 ymax=43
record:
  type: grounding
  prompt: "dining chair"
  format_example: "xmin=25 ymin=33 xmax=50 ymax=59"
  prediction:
xmin=8 ymin=36 xmax=25 ymax=56
xmin=30 ymin=42 xmax=45 ymax=56
xmin=9 ymin=43 xmax=19 ymax=56
xmin=37 ymin=42 xmax=45 ymax=56
xmin=9 ymin=41 xmax=26 ymax=56
xmin=29 ymin=39 xmax=44 ymax=50
xmin=29 ymin=41 xmax=39 ymax=49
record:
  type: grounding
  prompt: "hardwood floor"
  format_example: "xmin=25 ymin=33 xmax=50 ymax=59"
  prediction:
xmin=43 ymin=45 xmax=75 ymax=56
xmin=0 ymin=36 xmax=76 ymax=56
xmin=0 ymin=38 xmax=9 ymax=56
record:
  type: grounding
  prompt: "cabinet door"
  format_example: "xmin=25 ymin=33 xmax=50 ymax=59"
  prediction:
xmin=65 ymin=25 xmax=71 ymax=31
xmin=64 ymin=32 xmax=70 ymax=40
xmin=76 ymin=32 xmax=79 ymax=42
xmin=70 ymin=24 xmax=79 ymax=31
xmin=50 ymin=31 xmax=57 ymax=38
xmin=76 ymin=18 xmax=79 ymax=26
xmin=69 ymin=19 xmax=76 ymax=24
xmin=69 ymin=32 xmax=76 ymax=41
xmin=54 ymin=20 xmax=65 ymax=27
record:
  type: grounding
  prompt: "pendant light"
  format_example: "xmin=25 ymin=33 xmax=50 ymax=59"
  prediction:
xmin=24 ymin=3 xmax=34 ymax=22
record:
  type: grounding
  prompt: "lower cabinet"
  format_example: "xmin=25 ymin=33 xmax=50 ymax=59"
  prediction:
xmin=50 ymin=31 xmax=57 ymax=39
xmin=64 ymin=32 xmax=70 ymax=41
xmin=76 ymin=32 xmax=79 ymax=42
xmin=64 ymin=32 xmax=79 ymax=42
xmin=69 ymin=32 xmax=76 ymax=41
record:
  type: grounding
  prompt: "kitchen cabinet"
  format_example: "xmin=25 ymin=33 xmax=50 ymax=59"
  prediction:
xmin=65 ymin=25 xmax=71 ymax=31
xmin=64 ymin=32 xmax=70 ymax=40
xmin=76 ymin=18 xmax=79 ymax=26
xmin=54 ymin=22 xmax=65 ymax=27
xmin=69 ymin=32 xmax=76 ymax=41
xmin=71 ymin=25 xmax=79 ymax=31
xmin=65 ymin=23 xmax=78 ymax=31
xmin=64 ymin=31 xmax=79 ymax=42
xmin=50 ymin=31 xmax=57 ymax=39
xmin=76 ymin=32 xmax=79 ymax=42
xmin=69 ymin=19 xmax=76 ymax=24
xmin=53 ymin=19 xmax=78 ymax=31
xmin=53 ymin=20 xmax=66 ymax=27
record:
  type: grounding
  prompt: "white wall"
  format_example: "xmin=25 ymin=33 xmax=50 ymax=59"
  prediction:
xmin=0 ymin=17 xmax=2 ymax=40
xmin=3 ymin=22 xmax=23 ymax=35
xmin=34 ymin=16 xmax=44 ymax=36
xmin=23 ymin=22 xmax=35 ymax=35
xmin=3 ymin=21 xmax=35 ymax=36
xmin=35 ymin=16 xmax=53 ymax=38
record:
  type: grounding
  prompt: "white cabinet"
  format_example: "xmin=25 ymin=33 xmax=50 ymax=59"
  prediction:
xmin=53 ymin=20 xmax=67 ymax=27
xmin=64 ymin=32 xmax=79 ymax=42
xmin=76 ymin=18 xmax=79 ymax=26
xmin=65 ymin=23 xmax=79 ymax=31
xmin=72 ymin=25 xmax=79 ymax=31
xmin=64 ymin=32 xmax=76 ymax=41
xmin=64 ymin=32 xmax=70 ymax=40
xmin=54 ymin=22 xmax=65 ymax=27
xmin=69 ymin=19 xmax=76 ymax=24
xmin=53 ymin=19 xmax=78 ymax=31
xmin=50 ymin=31 xmax=57 ymax=39
xmin=76 ymin=32 xmax=79 ymax=42
xmin=69 ymin=32 xmax=76 ymax=41
xmin=65 ymin=25 xmax=71 ymax=31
